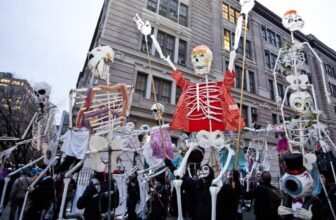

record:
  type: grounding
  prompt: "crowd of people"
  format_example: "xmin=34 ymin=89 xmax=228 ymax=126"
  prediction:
xmin=0 ymin=156 xmax=335 ymax=220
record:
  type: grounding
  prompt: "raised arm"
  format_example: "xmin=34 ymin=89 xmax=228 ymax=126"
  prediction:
xmin=228 ymin=0 xmax=255 ymax=71
xmin=133 ymin=14 xmax=176 ymax=71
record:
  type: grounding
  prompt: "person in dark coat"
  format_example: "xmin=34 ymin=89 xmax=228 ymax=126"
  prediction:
xmin=148 ymin=173 xmax=170 ymax=220
xmin=126 ymin=173 xmax=140 ymax=220
xmin=76 ymin=172 xmax=119 ymax=220
xmin=24 ymin=173 xmax=55 ymax=219
xmin=253 ymin=171 xmax=282 ymax=220
xmin=164 ymin=158 xmax=214 ymax=220
xmin=216 ymin=170 xmax=243 ymax=220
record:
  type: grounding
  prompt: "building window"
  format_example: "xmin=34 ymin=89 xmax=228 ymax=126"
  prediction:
xmin=249 ymin=71 xmax=255 ymax=93
xmin=235 ymin=66 xmax=247 ymax=90
xmin=275 ymin=34 xmax=282 ymax=48
xmin=148 ymin=0 xmax=188 ymax=26
xmin=334 ymin=106 xmax=336 ymax=114
xmin=231 ymin=32 xmax=252 ymax=59
xmin=270 ymin=53 xmax=277 ymax=70
xmin=178 ymin=39 xmax=187 ymax=65
xmin=277 ymin=83 xmax=284 ymax=99
xmin=222 ymin=3 xmax=229 ymax=20
xmin=261 ymin=25 xmax=267 ymax=40
xmin=141 ymin=32 xmax=153 ymax=53
xmin=251 ymin=107 xmax=258 ymax=125
xmin=229 ymin=7 xmax=235 ymax=23
xmin=261 ymin=26 xmax=282 ymax=48
xmin=224 ymin=29 xmax=231 ymax=51
xmin=152 ymin=77 xmax=172 ymax=103
xmin=329 ymin=82 xmax=336 ymax=98
xmin=135 ymin=72 xmax=148 ymax=97
xmin=243 ymin=105 xmax=249 ymax=127
xmin=325 ymin=63 xmax=336 ymax=79
xmin=176 ymin=86 xmax=182 ymax=104
xmin=179 ymin=3 xmax=188 ymax=26
xmin=147 ymin=0 xmax=158 ymax=12
xmin=269 ymin=79 xmax=275 ymax=100
xmin=265 ymin=50 xmax=271 ymax=69
xmin=264 ymin=50 xmax=277 ymax=70
xmin=156 ymin=30 xmax=175 ymax=60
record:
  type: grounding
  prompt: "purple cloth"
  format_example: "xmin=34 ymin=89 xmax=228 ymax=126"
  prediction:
xmin=277 ymin=138 xmax=288 ymax=153
xmin=150 ymin=128 xmax=173 ymax=159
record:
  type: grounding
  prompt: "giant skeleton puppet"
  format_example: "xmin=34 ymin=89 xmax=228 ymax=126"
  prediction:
xmin=134 ymin=1 xmax=253 ymax=219
xmin=56 ymin=45 xmax=134 ymax=220
xmin=274 ymin=10 xmax=336 ymax=219
xmin=0 ymin=82 xmax=58 ymax=213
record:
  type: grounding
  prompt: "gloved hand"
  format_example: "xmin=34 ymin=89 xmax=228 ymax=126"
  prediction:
xmin=294 ymin=207 xmax=312 ymax=220
xmin=278 ymin=205 xmax=292 ymax=216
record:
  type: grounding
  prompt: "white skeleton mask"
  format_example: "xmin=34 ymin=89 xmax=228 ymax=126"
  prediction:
xmin=33 ymin=81 xmax=51 ymax=106
xmin=150 ymin=103 xmax=164 ymax=120
xmin=282 ymin=10 xmax=304 ymax=32
xmin=191 ymin=45 xmax=213 ymax=75
xmin=199 ymin=165 xmax=210 ymax=178
xmin=289 ymin=91 xmax=313 ymax=115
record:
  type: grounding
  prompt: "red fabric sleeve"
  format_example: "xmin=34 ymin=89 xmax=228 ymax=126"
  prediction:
xmin=171 ymin=69 xmax=188 ymax=89
xmin=223 ymin=69 xmax=236 ymax=90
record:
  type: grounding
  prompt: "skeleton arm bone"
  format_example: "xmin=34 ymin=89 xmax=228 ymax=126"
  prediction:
xmin=302 ymin=42 xmax=331 ymax=104
xmin=150 ymin=35 xmax=177 ymax=70
xmin=273 ymin=48 xmax=284 ymax=108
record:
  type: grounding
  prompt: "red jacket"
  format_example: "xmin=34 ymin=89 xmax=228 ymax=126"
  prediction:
xmin=170 ymin=69 xmax=245 ymax=132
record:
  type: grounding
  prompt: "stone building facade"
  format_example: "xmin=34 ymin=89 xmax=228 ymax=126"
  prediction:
xmin=75 ymin=0 xmax=336 ymax=179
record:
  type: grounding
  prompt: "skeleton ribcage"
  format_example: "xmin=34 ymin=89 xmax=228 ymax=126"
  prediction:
xmin=185 ymin=82 xmax=223 ymax=122
xmin=32 ymin=112 xmax=56 ymax=153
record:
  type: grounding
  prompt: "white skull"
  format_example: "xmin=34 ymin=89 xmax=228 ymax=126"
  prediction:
xmin=150 ymin=103 xmax=165 ymax=120
xmin=191 ymin=45 xmax=213 ymax=75
xmin=88 ymin=45 xmax=114 ymax=81
xmin=282 ymin=10 xmax=304 ymax=32
xmin=289 ymin=91 xmax=313 ymax=115
xmin=33 ymin=81 xmax=51 ymax=105
xmin=199 ymin=165 xmax=210 ymax=179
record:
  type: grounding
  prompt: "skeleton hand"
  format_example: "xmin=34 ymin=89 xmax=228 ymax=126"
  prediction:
xmin=278 ymin=205 xmax=293 ymax=216
xmin=163 ymin=55 xmax=177 ymax=71
xmin=239 ymin=0 xmax=255 ymax=15
xmin=294 ymin=207 xmax=312 ymax=220
xmin=133 ymin=14 xmax=152 ymax=36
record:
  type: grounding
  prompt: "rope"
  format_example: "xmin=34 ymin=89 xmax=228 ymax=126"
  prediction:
xmin=234 ymin=15 xmax=248 ymax=170
xmin=144 ymin=36 xmax=168 ymax=158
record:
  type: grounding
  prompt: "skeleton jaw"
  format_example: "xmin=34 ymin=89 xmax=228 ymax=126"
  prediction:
xmin=194 ymin=65 xmax=209 ymax=75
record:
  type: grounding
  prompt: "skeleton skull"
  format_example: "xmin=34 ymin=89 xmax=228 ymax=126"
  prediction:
xmin=33 ymin=81 xmax=51 ymax=106
xmin=150 ymin=103 xmax=165 ymax=120
xmin=191 ymin=45 xmax=213 ymax=75
xmin=282 ymin=10 xmax=304 ymax=32
xmin=88 ymin=45 xmax=114 ymax=81
xmin=199 ymin=164 xmax=211 ymax=179
xmin=289 ymin=91 xmax=313 ymax=115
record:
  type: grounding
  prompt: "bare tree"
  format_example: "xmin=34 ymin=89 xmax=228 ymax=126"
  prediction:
xmin=0 ymin=77 xmax=38 ymax=165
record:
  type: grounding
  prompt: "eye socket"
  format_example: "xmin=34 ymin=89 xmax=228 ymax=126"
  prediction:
xmin=201 ymin=54 xmax=204 ymax=57
xmin=288 ymin=18 xmax=293 ymax=23
xmin=152 ymin=109 xmax=158 ymax=113
xmin=295 ymin=102 xmax=302 ymax=108
xmin=193 ymin=55 xmax=196 ymax=58
xmin=38 ymin=89 xmax=46 ymax=95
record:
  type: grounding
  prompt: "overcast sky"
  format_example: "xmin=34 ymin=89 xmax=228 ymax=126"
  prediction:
xmin=0 ymin=0 xmax=335 ymax=124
